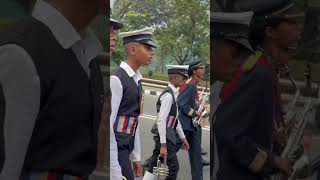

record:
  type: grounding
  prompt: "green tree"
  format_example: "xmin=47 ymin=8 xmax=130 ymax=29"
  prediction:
xmin=113 ymin=0 xmax=209 ymax=69
xmin=160 ymin=0 xmax=209 ymax=65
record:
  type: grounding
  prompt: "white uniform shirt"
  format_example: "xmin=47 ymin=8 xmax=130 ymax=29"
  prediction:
xmin=110 ymin=122 xmax=123 ymax=180
xmin=0 ymin=1 xmax=102 ymax=179
xmin=157 ymin=83 xmax=185 ymax=144
xmin=110 ymin=61 xmax=142 ymax=179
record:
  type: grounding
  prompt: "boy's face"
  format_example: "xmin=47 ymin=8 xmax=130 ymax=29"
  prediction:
xmin=133 ymin=43 xmax=154 ymax=66
xmin=211 ymin=40 xmax=240 ymax=82
xmin=193 ymin=67 xmax=205 ymax=80
xmin=110 ymin=26 xmax=117 ymax=55
xmin=174 ymin=75 xmax=187 ymax=87
xmin=268 ymin=20 xmax=301 ymax=50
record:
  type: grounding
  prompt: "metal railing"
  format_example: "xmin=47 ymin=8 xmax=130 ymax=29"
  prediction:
xmin=141 ymin=78 xmax=320 ymax=106
xmin=141 ymin=78 xmax=210 ymax=92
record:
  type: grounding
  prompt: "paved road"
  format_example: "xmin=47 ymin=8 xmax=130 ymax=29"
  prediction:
xmin=99 ymin=84 xmax=320 ymax=180
xmin=140 ymin=85 xmax=320 ymax=180
xmin=140 ymin=93 xmax=211 ymax=180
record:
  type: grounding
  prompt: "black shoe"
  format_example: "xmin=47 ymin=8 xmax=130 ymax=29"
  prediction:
xmin=201 ymin=148 xmax=208 ymax=155
xmin=202 ymin=158 xmax=210 ymax=166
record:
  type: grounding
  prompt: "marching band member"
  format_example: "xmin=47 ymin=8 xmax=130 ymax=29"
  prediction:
xmin=110 ymin=27 xmax=157 ymax=180
xmin=176 ymin=60 xmax=205 ymax=180
xmin=144 ymin=65 xmax=190 ymax=180
xmin=107 ymin=0 xmax=124 ymax=179
xmin=0 ymin=0 xmax=105 ymax=179
xmin=211 ymin=5 xmax=298 ymax=179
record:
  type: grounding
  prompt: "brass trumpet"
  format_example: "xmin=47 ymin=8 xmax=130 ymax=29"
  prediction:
xmin=270 ymin=64 xmax=318 ymax=180
xmin=192 ymin=84 xmax=209 ymax=127
xmin=153 ymin=155 xmax=169 ymax=179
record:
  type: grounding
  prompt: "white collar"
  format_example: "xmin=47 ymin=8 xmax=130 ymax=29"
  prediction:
xmin=168 ymin=83 xmax=179 ymax=94
xmin=32 ymin=0 xmax=102 ymax=58
xmin=120 ymin=61 xmax=142 ymax=79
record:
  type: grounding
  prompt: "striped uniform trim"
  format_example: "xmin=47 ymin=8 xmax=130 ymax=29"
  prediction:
xmin=26 ymin=172 xmax=86 ymax=180
xmin=166 ymin=116 xmax=177 ymax=128
xmin=114 ymin=116 xmax=138 ymax=135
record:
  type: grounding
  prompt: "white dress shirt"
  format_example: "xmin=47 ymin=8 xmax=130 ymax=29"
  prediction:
xmin=0 ymin=1 xmax=102 ymax=179
xmin=157 ymin=83 xmax=185 ymax=144
xmin=110 ymin=121 xmax=123 ymax=180
xmin=110 ymin=61 xmax=142 ymax=179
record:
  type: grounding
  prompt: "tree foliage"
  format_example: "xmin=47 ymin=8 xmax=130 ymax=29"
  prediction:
xmin=113 ymin=0 xmax=209 ymax=72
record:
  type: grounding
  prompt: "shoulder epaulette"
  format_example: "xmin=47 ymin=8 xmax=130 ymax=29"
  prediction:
xmin=186 ymin=78 xmax=193 ymax=84
xmin=241 ymin=50 xmax=263 ymax=73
